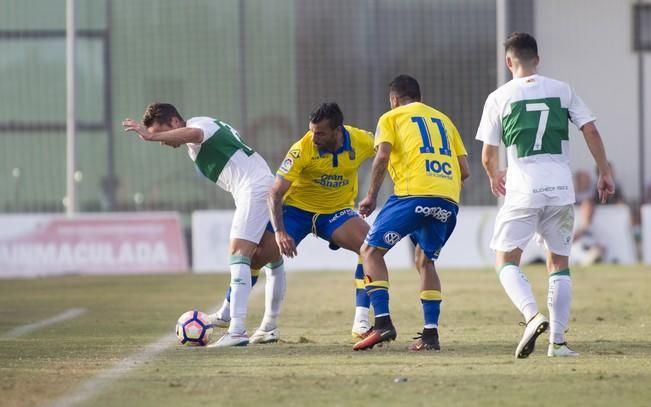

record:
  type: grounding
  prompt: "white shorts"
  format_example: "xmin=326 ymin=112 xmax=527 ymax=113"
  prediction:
xmin=230 ymin=188 xmax=271 ymax=243
xmin=490 ymin=204 xmax=574 ymax=256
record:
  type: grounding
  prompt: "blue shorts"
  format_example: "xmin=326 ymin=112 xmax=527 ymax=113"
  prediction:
xmin=365 ymin=195 xmax=458 ymax=260
xmin=283 ymin=205 xmax=360 ymax=250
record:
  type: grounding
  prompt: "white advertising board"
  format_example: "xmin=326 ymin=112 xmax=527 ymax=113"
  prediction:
xmin=192 ymin=207 xmax=497 ymax=272
xmin=191 ymin=210 xmax=413 ymax=272
xmin=192 ymin=205 xmax=637 ymax=272
xmin=581 ymin=205 xmax=637 ymax=264
xmin=642 ymin=205 xmax=651 ymax=265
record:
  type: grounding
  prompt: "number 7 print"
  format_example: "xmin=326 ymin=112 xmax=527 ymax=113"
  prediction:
xmin=525 ymin=102 xmax=549 ymax=151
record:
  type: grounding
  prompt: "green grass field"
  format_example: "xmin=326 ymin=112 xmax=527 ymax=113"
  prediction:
xmin=1 ymin=265 xmax=650 ymax=407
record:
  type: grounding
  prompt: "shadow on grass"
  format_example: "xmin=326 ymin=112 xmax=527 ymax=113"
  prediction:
xmin=196 ymin=337 xmax=651 ymax=364
xmin=200 ymin=339 xmax=517 ymax=359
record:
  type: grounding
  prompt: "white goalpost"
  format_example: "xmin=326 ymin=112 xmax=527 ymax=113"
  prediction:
xmin=66 ymin=0 xmax=77 ymax=215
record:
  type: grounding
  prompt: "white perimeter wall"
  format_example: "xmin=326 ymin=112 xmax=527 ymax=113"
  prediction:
xmin=535 ymin=0 xmax=650 ymax=202
xmin=192 ymin=206 xmax=637 ymax=273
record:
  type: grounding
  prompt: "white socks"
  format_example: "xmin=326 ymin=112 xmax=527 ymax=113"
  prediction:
xmin=548 ymin=273 xmax=572 ymax=344
xmin=228 ymin=256 xmax=252 ymax=335
xmin=499 ymin=264 xmax=539 ymax=322
xmin=260 ymin=260 xmax=286 ymax=331
xmin=499 ymin=264 xmax=573 ymax=344
xmin=354 ymin=306 xmax=370 ymax=325
xmin=216 ymin=298 xmax=230 ymax=321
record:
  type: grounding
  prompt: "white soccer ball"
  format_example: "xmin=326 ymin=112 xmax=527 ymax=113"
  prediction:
xmin=175 ymin=310 xmax=213 ymax=346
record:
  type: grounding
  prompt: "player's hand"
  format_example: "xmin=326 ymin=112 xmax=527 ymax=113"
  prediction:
xmin=597 ymin=172 xmax=615 ymax=203
xmin=275 ymin=230 xmax=297 ymax=258
xmin=358 ymin=196 xmax=376 ymax=218
xmin=489 ymin=170 xmax=506 ymax=198
xmin=122 ymin=118 xmax=153 ymax=141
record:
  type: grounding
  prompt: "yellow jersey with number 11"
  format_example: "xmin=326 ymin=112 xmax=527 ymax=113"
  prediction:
xmin=375 ymin=102 xmax=467 ymax=203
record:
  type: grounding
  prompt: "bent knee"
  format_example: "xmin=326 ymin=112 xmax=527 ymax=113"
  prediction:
xmin=414 ymin=253 xmax=432 ymax=270
xmin=229 ymin=239 xmax=258 ymax=258
xmin=360 ymin=243 xmax=383 ymax=260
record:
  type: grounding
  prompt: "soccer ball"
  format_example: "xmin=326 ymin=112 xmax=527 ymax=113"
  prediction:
xmin=175 ymin=310 xmax=213 ymax=346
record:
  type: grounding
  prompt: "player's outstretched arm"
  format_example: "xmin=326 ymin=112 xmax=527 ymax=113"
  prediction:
xmin=481 ymin=144 xmax=506 ymax=198
xmin=268 ymin=175 xmax=297 ymax=258
xmin=359 ymin=142 xmax=391 ymax=217
xmin=581 ymin=121 xmax=615 ymax=203
xmin=121 ymin=118 xmax=202 ymax=148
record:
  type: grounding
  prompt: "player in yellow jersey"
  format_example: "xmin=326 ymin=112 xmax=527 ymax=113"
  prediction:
xmin=354 ymin=75 xmax=470 ymax=351
xmin=268 ymin=102 xmax=376 ymax=339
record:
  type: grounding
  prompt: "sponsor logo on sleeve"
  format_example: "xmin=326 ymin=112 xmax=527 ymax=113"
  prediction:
xmin=279 ymin=157 xmax=294 ymax=174
xmin=289 ymin=149 xmax=300 ymax=158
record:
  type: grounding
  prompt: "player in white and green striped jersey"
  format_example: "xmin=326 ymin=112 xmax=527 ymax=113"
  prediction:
xmin=476 ymin=33 xmax=615 ymax=359
xmin=122 ymin=103 xmax=285 ymax=347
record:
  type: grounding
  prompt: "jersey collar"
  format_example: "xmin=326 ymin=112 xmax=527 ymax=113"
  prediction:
xmin=318 ymin=126 xmax=352 ymax=167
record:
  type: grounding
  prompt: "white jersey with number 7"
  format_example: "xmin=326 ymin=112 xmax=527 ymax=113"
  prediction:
xmin=475 ymin=74 xmax=595 ymax=208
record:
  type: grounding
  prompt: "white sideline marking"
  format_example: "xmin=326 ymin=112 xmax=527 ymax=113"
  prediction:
xmin=2 ymin=308 xmax=87 ymax=339
xmin=44 ymin=334 xmax=176 ymax=407
xmin=43 ymin=282 xmax=268 ymax=407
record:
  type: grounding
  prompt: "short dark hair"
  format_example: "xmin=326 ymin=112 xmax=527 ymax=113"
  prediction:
xmin=309 ymin=102 xmax=343 ymax=129
xmin=142 ymin=102 xmax=184 ymax=127
xmin=504 ymin=32 xmax=538 ymax=63
xmin=388 ymin=74 xmax=421 ymax=102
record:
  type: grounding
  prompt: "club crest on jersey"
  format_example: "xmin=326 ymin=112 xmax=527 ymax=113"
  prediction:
xmin=383 ymin=231 xmax=401 ymax=246
xmin=279 ymin=157 xmax=294 ymax=173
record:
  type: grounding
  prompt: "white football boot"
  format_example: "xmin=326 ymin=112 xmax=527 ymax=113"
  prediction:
xmin=515 ymin=313 xmax=549 ymax=358
xmin=207 ymin=332 xmax=249 ymax=348
xmin=548 ymin=342 xmax=579 ymax=357
xmin=207 ymin=313 xmax=230 ymax=328
xmin=249 ymin=327 xmax=280 ymax=344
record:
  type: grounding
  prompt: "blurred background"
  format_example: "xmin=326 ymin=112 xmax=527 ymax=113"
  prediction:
xmin=1 ymin=0 xmax=649 ymax=215
xmin=0 ymin=0 xmax=651 ymax=212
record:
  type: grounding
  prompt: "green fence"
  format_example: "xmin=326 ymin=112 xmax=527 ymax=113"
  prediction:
xmin=1 ymin=0 xmax=504 ymax=213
